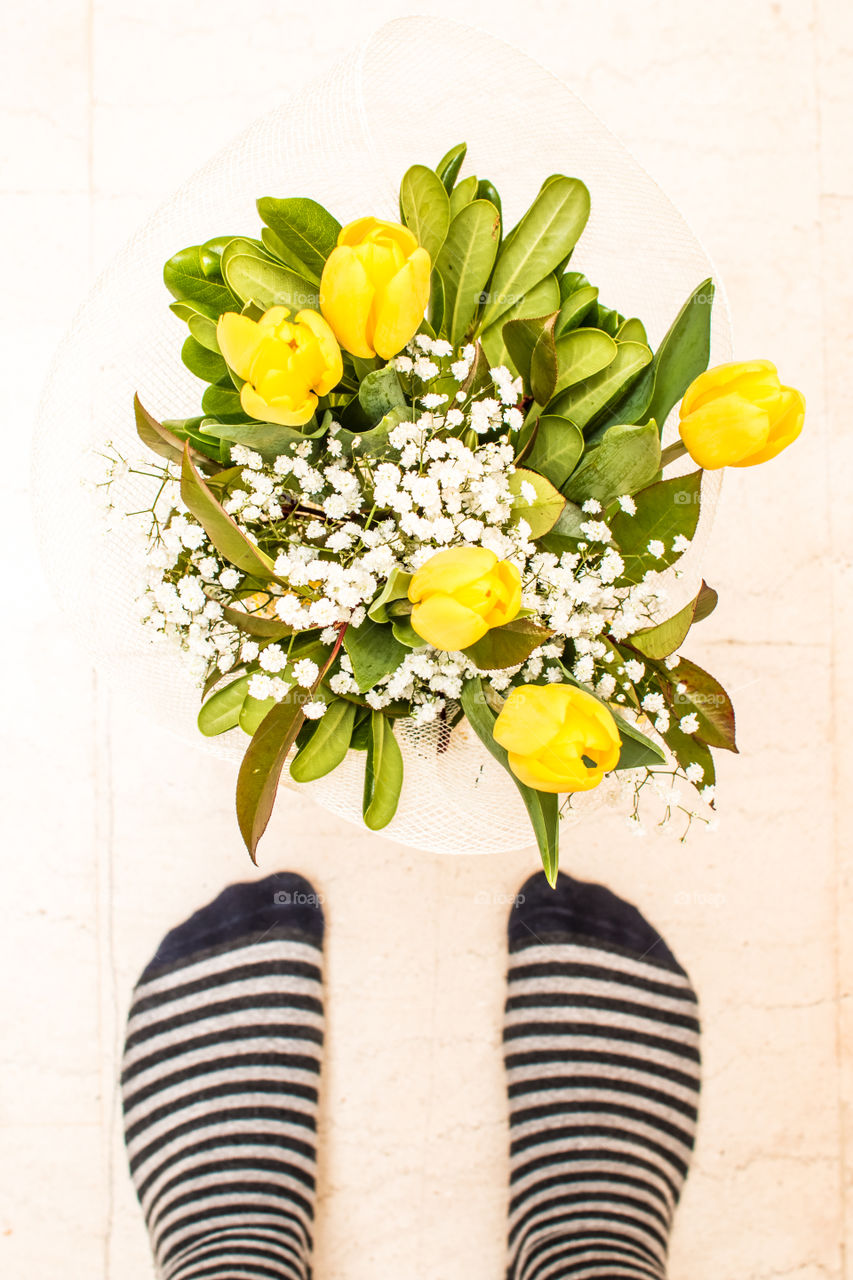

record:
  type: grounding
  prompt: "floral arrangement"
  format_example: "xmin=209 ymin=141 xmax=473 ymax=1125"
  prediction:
xmin=123 ymin=142 xmax=804 ymax=881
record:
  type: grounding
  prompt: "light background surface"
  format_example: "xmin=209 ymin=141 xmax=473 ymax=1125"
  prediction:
xmin=2 ymin=2 xmax=851 ymax=1277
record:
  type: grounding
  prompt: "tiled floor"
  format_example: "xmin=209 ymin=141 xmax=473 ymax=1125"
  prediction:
xmin=3 ymin=2 xmax=852 ymax=1277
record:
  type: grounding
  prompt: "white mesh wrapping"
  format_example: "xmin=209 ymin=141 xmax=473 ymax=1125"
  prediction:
xmin=33 ymin=17 xmax=731 ymax=854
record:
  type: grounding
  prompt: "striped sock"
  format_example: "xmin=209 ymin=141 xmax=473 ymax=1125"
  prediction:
xmin=122 ymin=873 xmax=325 ymax=1280
xmin=503 ymin=873 xmax=701 ymax=1280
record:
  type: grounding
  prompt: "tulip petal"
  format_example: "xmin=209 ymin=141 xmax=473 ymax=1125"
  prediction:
xmin=681 ymin=359 xmax=779 ymax=417
xmin=295 ymin=308 xmax=343 ymax=395
xmin=489 ymin=561 xmax=522 ymax=625
xmin=217 ymin=312 xmax=263 ymax=381
xmin=408 ymin=546 xmax=497 ymax=603
xmin=338 ymin=216 xmax=420 ymax=258
xmin=507 ymin=750 xmax=600 ymax=793
xmin=373 ymin=248 xmax=432 ymax=360
xmin=319 ymin=247 xmax=375 ymax=358
xmin=733 ymin=386 xmax=805 ymax=467
xmin=240 ymin=381 xmax=317 ymax=427
xmin=410 ymin=594 xmax=488 ymax=651
xmin=679 ymin=394 xmax=770 ymax=469
xmin=492 ymin=685 xmax=570 ymax=754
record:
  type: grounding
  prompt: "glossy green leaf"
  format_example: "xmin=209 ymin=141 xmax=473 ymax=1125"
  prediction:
xmin=436 ymin=142 xmax=467 ymax=193
xmin=236 ymin=688 xmax=307 ymax=860
xmin=198 ymin=674 xmax=250 ymax=736
xmin=628 ymin=581 xmax=714 ymax=660
xmin=362 ymin=712 xmax=404 ymax=830
xmin=555 ymin=284 xmax=599 ymax=335
xmin=610 ymin=470 xmax=702 ymax=577
xmin=537 ymin=498 xmax=586 ymax=552
xmin=612 ymin=715 xmax=667 ymax=770
xmin=434 ymin=199 xmax=501 ymax=348
xmin=163 ymin=244 xmax=238 ymax=319
xmin=259 ymin=226 xmax=317 ymax=281
xmin=617 ymin=317 xmax=647 ymax=344
xmin=549 ymin=341 xmax=653 ymax=427
xmin=400 ymin=164 xmax=451 ymax=261
xmin=658 ymin=656 xmax=737 ymax=752
xmin=531 ymin=317 xmax=560 ymax=405
xmin=222 ymin=604 xmax=292 ymax=640
xmin=662 ymin=720 xmax=717 ymax=793
xmin=480 ymin=275 xmax=561 ymax=372
xmin=427 ymin=267 xmax=445 ymax=334
xmin=343 ymin=617 xmax=408 ymax=692
xmin=552 ymin=329 xmax=618 ymax=398
xmin=479 ymin=177 xmax=590 ymax=331
xmin=460 ymin=678 xmax=560 ymax=884
xmin=290 ymin=698 xmax=357 ymax=782
xmin=508 ymin=467 xmax=565 ymax=536
xmin=239 ymin=694 xmax=278 ymax=736
xmin=201 ymin=382 xmax=247 ymax=422
xmin=503 ymin=313 xmax=553 ymax=390
xmin=200 ymin=419 xmax=321 ymax=466
xmin=521 ymin=415 xmax=584 ymax=488
xmin=646 ymin=278 xmax=714 ymax=431
xmin=187 ymin=312 xmax=220 ymax=352
xmin=368 ymin=568 xmax=414 ymax=624
xmin=449 ymin=173 xmax=479 ymax=219
xmin=180 ymin=444 xmax=276 ymax=579
xmin=464 ymin=616 xmax=554 ymax=670
xmin=181 ymin=335 xmax=227 ymax=384
xmin=222 ymin=253 xmax=319 ymax=312
xmin=563 ymin=420 xmax=661 ymax=506
xmin=256 ymin=197 xmax=341 ymax=281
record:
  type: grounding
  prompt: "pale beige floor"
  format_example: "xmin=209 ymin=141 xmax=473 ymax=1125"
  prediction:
xmin=3 ymin=2 xmax=852 ymax=1277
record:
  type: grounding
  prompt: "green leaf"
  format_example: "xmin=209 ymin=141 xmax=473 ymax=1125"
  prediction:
xmin=434 ymin=199 xmax=501 ymax=348
xmin=222 ymin=253 xmax=319 ymax=312
xmin=259 ymin=226 xmax=317 ymax=281
xmin=562 ymin=420 xmax=661 ymax=506
xmin=612 ymin=715 xmax=667 ymax=770
xmin=509 ymin=467 xmax=565 ymax=536
xmin=646 ymin=278 xmax=714 ymax=431
xmin=531 ymin=314 xmax=562 ymax=405
xmin=200 ymin=419 xmax=322 ymax=466
xmin=180 ymin=443 xmax=276 ymax=579
xmin=290 ymin=698 xmax=357 ymax=782
xmin=201 ymin=382 xmax=247 ymax=422
xmin=617 ymin=317 xmax=647 ymax=344
xmin=163 ymin=243 xmax=239 ymax=319
xmin=610 ymin=470 xmax=702 ymax=578
xmin=368 ymin=568 xmax=413 ymax=624
xmin=337 ymin=405 xmax=411 ymax=461
xmin=400 ymin=164 xmax=451 ymax=261
xmin=460 ymin=678 xmax=560 ymax=883
xmin=134 ymin=394 xmax=219 ymax=473
xmin=391 ymin=616 xmax=423 ymax=648
xmin=503 ymin=313 xmax=556 ymax=391
xmin=427 ymin=267 xmax=445 ymax=334
xmin=449 ymin=174 xmax=479 ymax=219
xmin=198 ymin=674 xmax=250 ymax=736
xmin=436 ymin=142 xmax=467 ymax=193
xmin=236 ymin=689 xmax=307 ymax=860
xmin=480 ymin=275 xmax=561 ymax=372
xmin=464 ymin=616 xmax=553 ymax=670
xmin=662 ymin=722 xmax=717 ymax=793
xmin=256 ymin=196 xmax=341 ymax=282
xmin=552 ymin=329 xmax=618 ymax=398
xmin=358 ymin=366 xmax=406 ymax=422
xmin=479 ymin=177 xmax=591 ymax=331
xmin=537 ymin=499 xmax=586 ymax=552
xmin=362 ymin=712 xmax=404 ymax=830
xmin=239 ymin=694 xmax=278 ymax=736
xmin=187 ymin=312 xmax=220 ymax=352
xmin=628 ymin=581 xmax=715 ymax=660
xmin=522 ymin=415 xmax=584 ymax=489
xmin=181 ymin=335 xmax=227 ymax=384
xmin=549 ymin=341 xmax=653 ymax=428
xmin=343 ymin=617 xmax=408 ymax=692
xmin=223 ymin=604 xmax=292 ymax=640
xmin=659 ymin=656 xmax=737 ymax=752
xmin=556 ymin=284 xmax=599 ymax=334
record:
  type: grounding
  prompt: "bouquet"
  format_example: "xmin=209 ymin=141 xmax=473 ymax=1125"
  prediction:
xmin=122 ymin=142 xmax=804 ymax=880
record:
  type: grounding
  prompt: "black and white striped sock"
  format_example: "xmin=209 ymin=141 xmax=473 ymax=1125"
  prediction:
xmin=122 ymin=873 xmax=325 ymax=1280
xmin=503 ymin=873 xmax=701 ymax=1280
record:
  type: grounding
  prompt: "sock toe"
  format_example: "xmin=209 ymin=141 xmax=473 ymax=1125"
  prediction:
xmin=141 ymin=870 xmax=324 ymax=982
xmin=509 ymin=869 xmax=683 ymax=974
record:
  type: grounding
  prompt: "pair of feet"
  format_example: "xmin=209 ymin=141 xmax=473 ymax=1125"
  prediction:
xmin=122 ymin=872 xmax=701 ymax=1279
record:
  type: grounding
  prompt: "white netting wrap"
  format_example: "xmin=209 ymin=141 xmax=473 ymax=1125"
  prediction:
xmin=33 ymin=17 xmax=730 ymax=854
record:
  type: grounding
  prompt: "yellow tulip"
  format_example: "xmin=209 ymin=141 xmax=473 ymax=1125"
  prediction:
xmin=216 ymin=305 xmax=342 ymax=427
xmin=493 ymin=684 xmax=621 ymax=793
xmin=678 ymin=360 xmax=805 ymax=469
xmin=319 ymin=217 xmax=431 ymax=360
xmin=408 ymin=546 xmax=522 ymax=651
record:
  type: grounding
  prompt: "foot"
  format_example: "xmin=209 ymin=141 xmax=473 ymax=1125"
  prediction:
xmin=503 ymin=872 xmax=701 ymax=1279
xmin=122 ymin=872 xmax=325 ymax=1280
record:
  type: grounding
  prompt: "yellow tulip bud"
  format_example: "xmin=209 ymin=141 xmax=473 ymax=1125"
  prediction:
xmin=493 ymin=684 xmax=621 ymax=793
xmin=678 ymin=360 xmax=805 ymax=469
xmin=319 ymin=217 xmax=431 ymax=360
xmin=216 ymin=305 xmax=343 ymax=428
xmin=408 ymin=546 xmax=522 ymax=651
